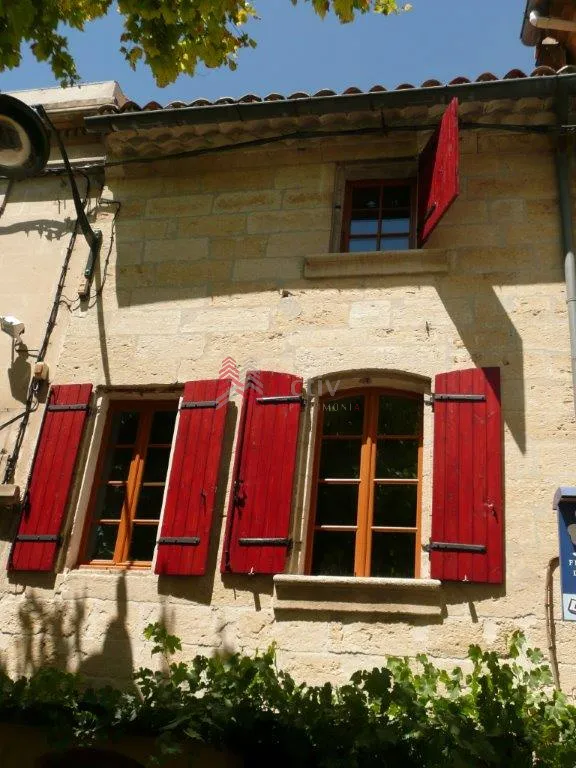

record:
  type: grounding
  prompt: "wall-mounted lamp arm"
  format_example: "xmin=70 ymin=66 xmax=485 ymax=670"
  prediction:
xmin=35 ymin=106 xmax=102 ymax=296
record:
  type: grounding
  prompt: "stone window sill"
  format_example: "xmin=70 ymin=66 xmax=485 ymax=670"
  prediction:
xmin=303 ymin=249 xmax=451 ymax=279
xmin=273 ymin=574 xmax=443 ymax=617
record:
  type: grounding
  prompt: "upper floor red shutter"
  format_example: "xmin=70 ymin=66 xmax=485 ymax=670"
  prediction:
xmin=155 ymin=378 xmax=230 ymax=576
xmin=430 ymin=367 xmax=503 ymax=584
xmin=10 ymin=383 xmax=92 ymax=572
xmin=221 ymin=371 xmax=303 ymax=575
xmin=418 ymin=97 xmax=459 ymax=245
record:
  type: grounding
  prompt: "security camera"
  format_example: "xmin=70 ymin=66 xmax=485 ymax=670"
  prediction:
xmin=0 ymin=315 xmax=25 ymax=341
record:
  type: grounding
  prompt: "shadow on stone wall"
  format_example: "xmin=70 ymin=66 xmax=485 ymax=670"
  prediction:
xmin=9 ymin=573 xmax=136 ymax=688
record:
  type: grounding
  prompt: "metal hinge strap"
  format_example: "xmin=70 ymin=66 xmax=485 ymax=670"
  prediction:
xmin=180 ymin=400 xmax=218 ymax=410
xmin=47 ymin=403 xmax=90 ymax=412
xmin=238 ymin=537 xmax=292 ymax=547
xmin=425 ymin=394 xmax=486 ymax=407
xmin=424 ymin=541 xmax=486 ymax=553
xmin=16 ymin=534 xmax=60 ymax=543
xmin=256 ymin=396 xmax=305 ymax=406
xmin=158 ymin=537 xmax=200 ymax=546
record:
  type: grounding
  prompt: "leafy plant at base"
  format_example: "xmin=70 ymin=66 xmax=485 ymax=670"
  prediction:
xmin=0 ymin=623 xmax=575 ymax=767
xmin=0 ymin=1 xmax=411 ymax=88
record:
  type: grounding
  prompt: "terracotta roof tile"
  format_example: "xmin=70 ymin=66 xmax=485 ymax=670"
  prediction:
xmin=96 ymin=68 xmax=569 ymax=116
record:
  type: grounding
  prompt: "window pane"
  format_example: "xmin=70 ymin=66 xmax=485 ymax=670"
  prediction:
xmin=107 ymin=447 xmax=134 ymax=481
xmin=135 ymin=486 xmax=165 ymax=520
xmin=349 ymin=238 xmax=378 ymax=252
xmin=322 ymin=396 xmax=364 ymax=435
xmin=150 ymin=409 xmax=177 ymax=444
xmin=142 ymin=447 xmax=171 ymax=482
xmin=380 ymin=236 xmax=411 ymax=251
xmin=316 ymin=484 xmax=358 ymax=526
xmin=373 ymin=484 xmax=417 ymax=528
xmin=311 ymin=531 xmax=355 ymax=576
xmin=129 ymin=525 xmax=158 ymax=561
xmin=351 ymin=186 xmax=380 ymax=211
xmin=376 ymin=440 xmax=418 ymax=479
xmin=381 ymin=217 xmax=410 ymax=234
xmin=319 ymin=439 xmax=361 ymax=479
xmin=371 ymin=533 xmax=415 ymax=578
xmin=350 ymin=218 xmax=378 ymax=235
xmin=378 ymin=396 xmax=421 ymax=436
xmin=110 ymin=411 xmax=139 ymax=445
xmin=94 ymin=485 xmax=125 ymax=521
xmin=88 ymin=524 xmax=118 ymax=560
xmin=381 ymin=186 xmax=411 ymax=209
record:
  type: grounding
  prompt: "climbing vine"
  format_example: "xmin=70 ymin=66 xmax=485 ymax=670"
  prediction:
xmin=0 ymin=625 xmax=575 ymax=766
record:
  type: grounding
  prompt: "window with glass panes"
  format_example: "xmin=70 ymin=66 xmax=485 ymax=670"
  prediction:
xmin=82 ymin=401 xmax=177 ymax=566
xmin=341 ymin=180 xmax=415 ymax=252
xmin=307 ymin=390 xmax=422 ymax=578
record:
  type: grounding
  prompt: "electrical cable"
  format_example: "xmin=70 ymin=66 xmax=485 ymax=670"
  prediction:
xmin=1 ymin=174 xmax=91 ymax=483
xmin=94 ymin=120 xmax=567 ymax=171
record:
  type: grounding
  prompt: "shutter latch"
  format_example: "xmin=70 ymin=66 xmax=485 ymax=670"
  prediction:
xmin=15 ymin=534 xmax=60 ymax=543
xmin=423 ymin=541 xmax=486 ymax=554
xmin=181 ymin=400 xmax=218 ymax=410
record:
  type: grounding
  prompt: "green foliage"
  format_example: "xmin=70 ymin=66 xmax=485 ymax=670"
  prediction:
xmin=0 ymin=0 xmax=409 ymax=88
xmin=0 ymin=623 xmax=575 ymax=766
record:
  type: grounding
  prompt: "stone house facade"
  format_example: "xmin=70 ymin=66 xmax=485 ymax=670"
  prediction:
xmin=1 ymin=68 xmax=576 ymax=694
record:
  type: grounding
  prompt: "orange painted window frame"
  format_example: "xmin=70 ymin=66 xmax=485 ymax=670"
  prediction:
xmin=305 ymin=388 xmax=423 ymax=578
xmin=340 ymin=178 xmax=417 ymax=252
xmin=79 ymin=400 xmax=177 ymax=569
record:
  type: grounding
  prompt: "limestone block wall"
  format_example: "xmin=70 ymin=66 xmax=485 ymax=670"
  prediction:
xmin=1 ymin=128 xmax=575 ymax=695
xmin=0 ymin=174 xmax=88 ymax=485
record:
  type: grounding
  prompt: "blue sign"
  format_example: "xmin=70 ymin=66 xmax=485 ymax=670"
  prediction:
xmin=553 ymin=487 xmax=576 ymax=621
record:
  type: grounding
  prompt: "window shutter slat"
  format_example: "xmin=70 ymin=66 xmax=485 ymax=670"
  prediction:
xmin=418 ymin=97 xmax=460 ymax=246
xmin=430 ymin=367 xmax=503 ymax=584
xmin=221 ymin=371 xmax=303 ymax=575
xmin=155 ymin=378 xmax=230 ymax=576
xmin=10 ymin=384 xmax=92 ymax=572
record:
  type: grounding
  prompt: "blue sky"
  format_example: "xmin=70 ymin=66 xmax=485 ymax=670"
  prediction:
xmin=2 ymin=1 xmax=534 ymax=105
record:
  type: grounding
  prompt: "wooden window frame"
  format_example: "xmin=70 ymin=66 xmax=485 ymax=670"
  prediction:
xmin=305 ymin=387 xmax=423 ymax=578
xmin=340 ymin=178 xmax=417 ymax=253
xmin=79 ymin=400 xmax=177 ymax=569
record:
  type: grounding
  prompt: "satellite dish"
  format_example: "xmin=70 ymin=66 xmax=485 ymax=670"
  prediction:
xmin=0 ymin=93 xmax=50 ymax=179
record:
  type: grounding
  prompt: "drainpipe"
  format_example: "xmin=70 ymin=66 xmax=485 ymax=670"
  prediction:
xmin=555 ymin=92 xmax=576 ymax=417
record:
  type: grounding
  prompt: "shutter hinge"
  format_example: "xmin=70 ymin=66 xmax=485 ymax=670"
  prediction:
xmin=158 ymin=536 xmax=200 ymax=546
xmin=423 ymin=541 xmax=486 ymax=554
xmin=47 ymin=403 xmax=90 ymax=413
xmin=425 ymin=393 xmax=486 ymax=408
xmin=180 ymin=400 xmax=218 ymax=410
xmin=256 ymin=395 xmax=306 ymax=407
xmin=15 ymin=534 xmax=60 ymax=543
xmin=238 ymin=537 xmax=292 ymax=548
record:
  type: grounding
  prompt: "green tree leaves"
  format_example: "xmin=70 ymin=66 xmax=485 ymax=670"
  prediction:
xmin=0 ymin=0 xmax=407 ymax=87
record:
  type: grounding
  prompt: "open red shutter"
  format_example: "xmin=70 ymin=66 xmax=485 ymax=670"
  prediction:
xmin=418 ymin=97 xmax=459 ymax=246
xmin=221 ymin=371 xmax=303 ymax=575
xmin=430 ymin=367 xmax=502 ymax=584
xmin=10 ymin=383 xmax=92 ymax=572
xmin=155 ymin=378 xmax=230 ymax=576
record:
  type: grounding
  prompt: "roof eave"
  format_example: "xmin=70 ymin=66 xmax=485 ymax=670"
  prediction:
xmin=85 ymin=72 xmax=576 ymax=135
xmin=521 ymin=0 xmax=549 ymax=46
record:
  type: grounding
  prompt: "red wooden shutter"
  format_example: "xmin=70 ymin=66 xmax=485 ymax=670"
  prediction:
xmin=10 ymin=383 xmax=92 ymax=572
xmin=155 ymin=378 xmax=230 ymax=576
xmin=221 ymin=371 xmax=303 ymax=575
xmin=430 ymin=367 xmax=503 ymax=584
xmin=418 ymin=97 xmax=460 ymax=246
